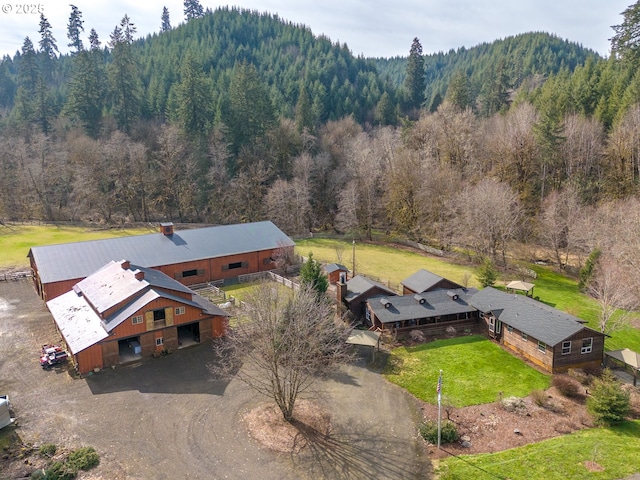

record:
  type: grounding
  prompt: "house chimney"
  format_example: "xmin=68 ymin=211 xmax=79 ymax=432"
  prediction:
xmin=121 ymin=260 xmax=131 ymax=270
xmin=336 ymin=277 xmax=347 ymax=303
xmin=160 ymin=222 xmax=174 ymax=236
xmin=134 ymin=270 xmax=145 ymax=281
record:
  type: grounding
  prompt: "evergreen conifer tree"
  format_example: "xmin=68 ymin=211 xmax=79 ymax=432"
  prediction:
xmin=67 ymin=5 xmax=85 ymax=53
xmin=184 ymin=0 xmax=204 ymax=21
xmin=404 ymin=37 xmax=426 ymax=111
xmin=161 ymin=7 xmax=172 ymax=32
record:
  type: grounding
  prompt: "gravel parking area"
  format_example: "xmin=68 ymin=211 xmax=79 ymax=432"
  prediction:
xmin=0 ymin=279 xmax=431 ymax=479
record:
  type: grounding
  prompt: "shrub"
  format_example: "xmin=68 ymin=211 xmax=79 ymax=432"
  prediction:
xmin=38 ymin=443 xmax=57 ymax=458
xmin=30 ymin=470 xmax=46 ymax=480
xmin=501 ymin=396 xmax=527 ymax=414
xmin=67 ymin=447 xmax=100 ymax=471
xmin=419 ymin=420 xmax=459 ymax=444
xmin=553 ymin=375 xmax=581 ymax=398
xmin=43 ymin=461 xmax=77 ymax=480
xmin=531 ymin=389 xmax=548 ymax=407
xmin=587 ymin=369 xmax=630 ymax=426
xmin=582 ymin=363 xmax=602 ymax=378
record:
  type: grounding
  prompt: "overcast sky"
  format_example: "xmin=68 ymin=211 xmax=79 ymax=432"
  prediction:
xmin=0 ymin=0 xmax=632 ymax=59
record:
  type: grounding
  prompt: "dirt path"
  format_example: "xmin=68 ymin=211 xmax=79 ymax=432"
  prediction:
xmin=0 ymin=280 xmax=431 ymax=479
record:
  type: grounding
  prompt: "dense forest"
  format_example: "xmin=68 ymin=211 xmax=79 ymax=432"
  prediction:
xmin=2 ymin=0 xmax=640 ymax=289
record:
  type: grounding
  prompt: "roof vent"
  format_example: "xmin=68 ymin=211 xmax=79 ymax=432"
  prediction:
xmin=379 ymin=297 xmax=392 ymax=308
xmin=414 ymin=294 xmax=426 ymax=304
xmin=160 ymin=222 xmax=174 ymax=236
xmin=447 ymin=290 xmax=459 ymax=301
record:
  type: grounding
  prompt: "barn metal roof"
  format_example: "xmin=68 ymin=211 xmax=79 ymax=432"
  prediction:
xmin=30 ymin=221 xmax=294 ymax=284
xmin=470 ymin=287 xmax=596 ymax=347
xmin=368 ymin=288 xmax=477 ymax=324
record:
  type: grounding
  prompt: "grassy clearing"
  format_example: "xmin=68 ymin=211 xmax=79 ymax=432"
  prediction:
xmin=0 ymin=224 xmax=152 ymax=269
xmin=436 ymin=420 xmax=640 ymax=480
xmin=383 ymin=336 xmax=550 ymax=407
xmin=296 ymin=238 xmax=478 ymax=289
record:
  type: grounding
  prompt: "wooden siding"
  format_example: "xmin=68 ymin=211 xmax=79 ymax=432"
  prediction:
xmin=101 ymin=340 xmax=119 ymax=369
xmin=140 ymin=332 xmax=155 ymax=356
xmin=347 ymin=286 xmax=395 ymax=316
xmin=212 ymin=316 xmax=228 ymax=337
xmin=370 ymin=308 xmax=479 ymax=335
xmin=200 ymin=318 xmax=213 ymax=340
xmin=75 ymin=344 xmax=104 ymax=374
xmin=41 ymin=278 xmax=81 ymax=301
xmin=551 ymin=329 xmax=605 ymax=372
xmin=162 ymin=326 xmax=178 ymax=351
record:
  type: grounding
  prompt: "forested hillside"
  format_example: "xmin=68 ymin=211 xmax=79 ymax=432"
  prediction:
xmin=2 ymin=1 xmax=640 ymax=297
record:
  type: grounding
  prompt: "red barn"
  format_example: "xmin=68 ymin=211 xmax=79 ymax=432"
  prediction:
xmin=29 ymin=221 xmax=294 ymax=301
xmin=46 ymin=260 xmax=230 ymax=375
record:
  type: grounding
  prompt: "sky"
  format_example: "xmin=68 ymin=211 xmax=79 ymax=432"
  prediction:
xmin=0 ymin=0 xmax=632 ymax=59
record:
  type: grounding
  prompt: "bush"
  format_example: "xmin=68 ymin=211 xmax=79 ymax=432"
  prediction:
xmin=67 ymin=447 xmax=100 ymax=471
xmin=582 ymin=363 xmax=603 ymax=378
xmin=419 ymin=419 xmax=459 ymax=444
xmin=38 ymin=443 xmax=57 ymax=458
xmin=553 ymin=375 xmax=581 ymax=398
xmin=587 ymin=369 xmax=630 ymax=426
xmin=501 ymin=396 xmax=527 ymax=414
xmin=43 ymin=461 xmax=77 ymax=480
xmin=531 ymin=389 xmax=548 ymax=407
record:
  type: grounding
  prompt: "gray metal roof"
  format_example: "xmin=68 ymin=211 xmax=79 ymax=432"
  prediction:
xmin=470 ymin=287 xmax=593 ymax=347
xmin=30 ymin=221 xmax=294 ymax=284
xmin=324 ymin=263 xmax=349 ymax=274
xmin=344 ymin=275 xmax=396 ymax=303
xmin=400 ymin=269 xmax=444 ymax=292
xmin=368 ymin=288 xmax=478 ymax=324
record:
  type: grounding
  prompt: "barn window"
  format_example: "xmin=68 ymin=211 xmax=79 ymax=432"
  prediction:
xmin=228 ymin=261 xmax=243 ymax=270
xmin=175 ymin=306 xmax=185 ymax=315
xmin=562 ymin=341 xmax=571 ymax=355
xmin=182 ymin=269 xmax=198 ymax=278
xmin=581 ymin=338 xmax=593 ymax=354
xmin=156 ymin=337 xmax=164 ymax=347
xmin=132 ymin=315 xmax=143 ymax=325
xmin=538 ymin=341 xmax=547 ymax=354
xmin=153 ymin=309 xmax=166 ymax=322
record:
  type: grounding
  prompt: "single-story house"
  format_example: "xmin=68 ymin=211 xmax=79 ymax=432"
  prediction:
xmin=324 ymin=263 xmax=349 ymax=284
xmin=400 ymin=269 xmax=464 ymax=295
xmin=470 ymin=287 xmax=605 ymax=373
xmin=46 ymin=259 xmax=229 ymax=375
xmin=365 ymin=288 xmax=479 ymax=335
xmin=29 ymin=221 xmax=294 ymax=301
xmin=337 ymin=275 xmax=396 ymax=316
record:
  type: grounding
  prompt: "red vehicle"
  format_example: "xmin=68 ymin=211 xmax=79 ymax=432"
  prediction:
xmin=40 ymin=344 xmax=68 ymax=369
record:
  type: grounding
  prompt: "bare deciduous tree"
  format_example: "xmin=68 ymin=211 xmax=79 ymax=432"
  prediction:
xmin=211 ymin=283 xmax=353 ymax=422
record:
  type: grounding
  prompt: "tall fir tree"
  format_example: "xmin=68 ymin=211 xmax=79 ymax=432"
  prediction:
xmin=67 ymin=4 xmax=85 ymax=53
xmin=404 ymin=37 xmax=426 ymax=112
xmin=108 ymin=15 xmax=141 ymax=132
xmin=65 ymin=48 xmax=105 ymax=137
xmin=14 ymin=37 xmax=38 ymax=127
xmin=174 ymin=54 xmax=213 ymax=139
xmin=161 ymin=7 xmax=172 ymax=32
xmin=610 ymin=0 xmax=640 ymax=66
xmin=37 ymin=14 xmax=58 ymax=82
xmin=184 ymin=0 xmax=204 ymax=21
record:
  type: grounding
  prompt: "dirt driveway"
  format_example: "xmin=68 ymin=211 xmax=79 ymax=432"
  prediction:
xmin=0 ymin=280 xmax=431 ymax=480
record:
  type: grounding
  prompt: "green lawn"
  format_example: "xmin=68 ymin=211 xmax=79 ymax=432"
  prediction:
xmin=0 ymin=224 xmax=153 ymax=269
xmin=296 ymin=238 xmax=479 ymax=289
xmin=383 ymin=336 xmax=550 ymax=407
xmin=436 ymin=420 xmax=640 ymax=480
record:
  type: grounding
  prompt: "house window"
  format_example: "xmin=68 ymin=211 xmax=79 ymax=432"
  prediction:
xmin=182 ymin=269 xmax=198 ymax=278
xmin=175 ymin=306 xmax=185 ymax=315
xmin=489 ymin=317 xmax=495 ymax=332
xmin=365 ymin=308 xmax=371 ymax=322
xmin=156 ymin=337 xmax=164 ymax=347
xmin=538 ymin=341 xmax=547 ymax=353
xmin=581 ymin=338 xmax=593 ymax=354
xmin=507 ymin=325 xmax=513 ymax=334
xmin=132 ymin=315 xmax=143 ymax=325
xmin=521 ymin=332 xmax=528 ymax=341
xmin=479 ymin=312 xmax=485 ymax=319
xmin=562 ymin=341 xmax=571 ymax=355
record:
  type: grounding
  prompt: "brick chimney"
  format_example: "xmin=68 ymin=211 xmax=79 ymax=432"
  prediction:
xmin=121 ymin=260 xmax=131 ymax=270
xmin=160 ymin=222 xmax=174 ymax=236
xmin=336 ymin=277 xmax=347 ymax=304
xmin=134 ymin=270 xmax=145 ymax=281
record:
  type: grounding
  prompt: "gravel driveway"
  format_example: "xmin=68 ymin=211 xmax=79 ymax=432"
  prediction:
xmin=0 ymin=279 xmax=431 ymax=479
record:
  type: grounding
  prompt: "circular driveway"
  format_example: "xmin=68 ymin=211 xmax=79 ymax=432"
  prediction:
xmin=0 ymin=280 xmax=430 ymax=479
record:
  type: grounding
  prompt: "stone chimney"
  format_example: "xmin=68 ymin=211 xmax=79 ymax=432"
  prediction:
xmin=160 ymin=222 xmax=174 ymax=236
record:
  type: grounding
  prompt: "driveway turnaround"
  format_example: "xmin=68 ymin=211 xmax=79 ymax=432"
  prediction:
xmin=0 ymin=280 xmax=431 ymax=479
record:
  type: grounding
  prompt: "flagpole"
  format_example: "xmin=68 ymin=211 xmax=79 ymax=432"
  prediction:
xmin=437 ymin=369 xmax=443 ymax=449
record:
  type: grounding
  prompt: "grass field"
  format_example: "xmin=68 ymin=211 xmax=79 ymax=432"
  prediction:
xmin=436 ymin=420 xmax=640 ymax=480
xmin=0 ymin=224 xmax=153 ymax=269
xmin=383 ymin=336 xmax=550 ymax=407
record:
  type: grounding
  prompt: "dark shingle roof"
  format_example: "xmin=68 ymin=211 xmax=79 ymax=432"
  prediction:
xmin=470 ymin=287 xmax=593 ymax=346
xmin=368 ymin=288 xmax=478 ymax=324
xmin=30 ymin=221 xmax=294 ymax=284
xmin=324 ymin=263 xmax=349 ymax=274
xmin=344 ymin=275 xmax=396 ymax=303
xmin=400 ymin=269 xmax=462 ymax=293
